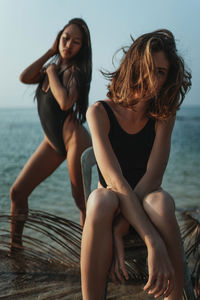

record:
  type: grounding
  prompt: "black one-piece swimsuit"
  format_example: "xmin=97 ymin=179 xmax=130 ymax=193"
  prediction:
xmin=97 ymin=101 xmax=156 ymax=189
xmin=37 ymin=70 xmax=71 ymax=156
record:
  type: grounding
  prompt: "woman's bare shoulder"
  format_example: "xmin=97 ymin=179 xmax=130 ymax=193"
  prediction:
xmin=87 ymin=101 xmax=110 ymax=132
xmin=87 ymin=101 xmax=107 ymax=116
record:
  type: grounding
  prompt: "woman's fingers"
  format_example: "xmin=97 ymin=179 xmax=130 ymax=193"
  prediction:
xmin=144 ymin=274 xmax=174 ymax=298
xmin=114 ymin=236 xmax=129 ymax=281
xmin=110 ymin=259 xmax=128 ymax=284
xmin=144 ymin=269 xmax=174 ymax=298
xmin=143 ymin=273 xmax=156 ymax=292
xmin=163 ymin=276 xmax=174 ymax=297
xmin=147 ymin=275 xmax=167 ymax=298
xmin=114 ymin=264 xmax=126 ymax=284
xmin=109 ymin=236 xmax=129 ymax=284
xmin=147 ymin=277 xmax=174 ymax=299
xmin=51 ymin=31 xmax=62 ymax=54
xmin=109 ymin=267 xmax=119 ymax=285
xmin=117 ymin=257 xmax=129 ymax=281
xmin=144 ymin=245 xmax=175 ymax=298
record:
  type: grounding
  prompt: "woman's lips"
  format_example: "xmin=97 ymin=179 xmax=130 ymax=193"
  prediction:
xmin=63 ymin=49 xmax=71 ymax=55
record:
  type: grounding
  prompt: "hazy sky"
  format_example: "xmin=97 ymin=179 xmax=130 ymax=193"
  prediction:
xmin=1 ymin=0 xmax=199 ymax=108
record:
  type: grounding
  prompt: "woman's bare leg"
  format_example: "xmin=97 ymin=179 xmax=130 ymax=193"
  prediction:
xmin=81 ymin=188 xmax=119 ymax=300
xmin=63 ymin=118 xmax=91 ymax=226
xmin=10 ymin=139 xmax=65 ymax=249
xmin=143 ymin=189 xmax=184 ymax=300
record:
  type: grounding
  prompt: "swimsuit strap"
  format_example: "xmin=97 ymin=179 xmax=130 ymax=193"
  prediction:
xmin=99 ymin=101 xmax=118 ymax=125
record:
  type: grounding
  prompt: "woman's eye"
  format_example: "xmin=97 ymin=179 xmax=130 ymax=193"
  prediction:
xmin=156 ymin=70 xmax=165 ymax=76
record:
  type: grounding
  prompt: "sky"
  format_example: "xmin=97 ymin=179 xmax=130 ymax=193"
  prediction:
xmin=0 ymin=0 xmax=199 ymax=108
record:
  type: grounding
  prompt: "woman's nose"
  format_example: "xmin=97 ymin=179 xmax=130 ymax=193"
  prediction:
xmin=66 ymin=39 xmax=72 ymax=48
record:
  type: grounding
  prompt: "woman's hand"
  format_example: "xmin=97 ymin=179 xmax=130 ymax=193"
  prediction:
xmin=144 ymin=241 xmax=175 ymax=298
xmin=46 ymin=63 xmax=58 ymax=75
xmin=50 ymin=31 xmax=62 ymax=56
xmin=109 ymin=222 xmax=129 ymax=284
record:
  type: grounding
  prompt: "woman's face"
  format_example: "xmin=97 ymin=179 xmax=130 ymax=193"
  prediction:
xmin=59 ymin=24 xmax=83 ymax=61
xmin=152 ymin=51 xmax=170 ymax=92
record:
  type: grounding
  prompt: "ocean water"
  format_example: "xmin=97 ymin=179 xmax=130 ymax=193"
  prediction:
xmin=0 ymin=105 xmax=199 ymax=221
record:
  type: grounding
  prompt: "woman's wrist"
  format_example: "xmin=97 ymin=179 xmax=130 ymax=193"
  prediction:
xmin=145 ymin=234 xmax=164 ymax=251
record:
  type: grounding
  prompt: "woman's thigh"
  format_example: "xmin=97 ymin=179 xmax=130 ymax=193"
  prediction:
xmin=11 ymin=139 xmax=65 ymax=198
xmin=63 ymin=118 xmax=91 ymax=198
xmin=143 ymin=188 xmax=175 ymax=218
xmin=86 ymin=188 xmax=120 ymax=223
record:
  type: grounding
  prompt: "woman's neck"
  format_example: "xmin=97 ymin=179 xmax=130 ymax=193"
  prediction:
xmin=57 ymin=58 xmax=71 ymax=69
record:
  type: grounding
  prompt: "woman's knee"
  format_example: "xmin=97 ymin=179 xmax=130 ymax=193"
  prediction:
xmin=71 ymin=187 xmax=86 ymax=211
xmin=10 ymin=184 xmax=19 ymax=202
xmin=10 ymin=183 xmax=27 ymax=208
xmin=143 ymin=189 xmax=175 ymax=217
xmin=86 ymin=188 xmax=119 ymax=223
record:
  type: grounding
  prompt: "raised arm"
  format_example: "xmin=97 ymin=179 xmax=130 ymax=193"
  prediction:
xmin=19 ymin=31 xmax=60 ymax=84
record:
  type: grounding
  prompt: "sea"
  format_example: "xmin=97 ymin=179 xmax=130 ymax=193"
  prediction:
xmin=0 ymin=105 xmax=199 ymax=217
xmin=0 ymin=105 xmax=199 ymax=299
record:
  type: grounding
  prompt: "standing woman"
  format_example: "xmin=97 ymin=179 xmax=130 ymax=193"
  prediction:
xmin=10 ymin=18 xmax=92 ymax=250
xmin=81 ymin=29 xmax=191 ymax=299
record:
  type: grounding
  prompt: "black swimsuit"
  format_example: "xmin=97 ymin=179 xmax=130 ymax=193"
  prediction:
xmin=37 ymin=70 xmax=71 ymax=156
xmin=97 ymin=101 xmax=156 ymax=189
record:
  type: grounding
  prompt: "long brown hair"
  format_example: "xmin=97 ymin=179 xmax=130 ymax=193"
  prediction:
xmin=103 ymin=29 xmax=191 ymax=120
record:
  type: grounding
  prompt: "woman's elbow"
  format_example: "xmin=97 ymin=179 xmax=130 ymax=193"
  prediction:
xmin=59 ymin=99 xmax=72 ymax=111
xmin=19 ymin=73 xmax=34 ymax=84
xmin=152 ymin=174 xmax=163 ymax=189
xmin=60 ymin=95 xmax=75 ymax=111
xmin=19 ymin=73 xmax=28 ymax=84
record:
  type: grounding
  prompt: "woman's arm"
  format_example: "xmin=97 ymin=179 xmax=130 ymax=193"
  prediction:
xmin=19 ymin=32 xmax=60 ymax=84
xmin=110 ymin=116 xmax=175 ymax=285
xmin=112 ymin=117 xmax=175 ymax=233
xmin=19 ymin=49 xmax=54 ymax=84
xmin=134 ymin=116 xmax=175 ymax=200
xmin=46 ymin=65 xmax=79 ymax=111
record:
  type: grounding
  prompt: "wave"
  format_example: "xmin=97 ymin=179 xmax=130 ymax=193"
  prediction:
xmin=176 ymin=115 xmax=200 ymax=122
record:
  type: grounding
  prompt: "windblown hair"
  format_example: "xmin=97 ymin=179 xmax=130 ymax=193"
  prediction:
xmin=104 ymin=29 xmax=191 ymax=120
xmin=36 ymin=18 xmax=92 ymax=123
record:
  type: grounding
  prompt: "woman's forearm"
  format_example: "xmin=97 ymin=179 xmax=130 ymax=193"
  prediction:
xmin=134 ymin=172 xmax=162 ymax=201
xmin=110 ymin=180 xmax=163 ymax=249
xmin=47 ymin=66 xmax=78 ymax=111
xmin=47 ymin=67 xmax=72 ymax=111
xmin=20 ymin=49 xmax=54 ymax=84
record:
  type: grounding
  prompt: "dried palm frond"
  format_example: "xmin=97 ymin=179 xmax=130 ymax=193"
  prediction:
xmin=0 ymin=209 xmax=150 ymax=299
xmin=0 ymin=209 xmax=199 ymax=299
